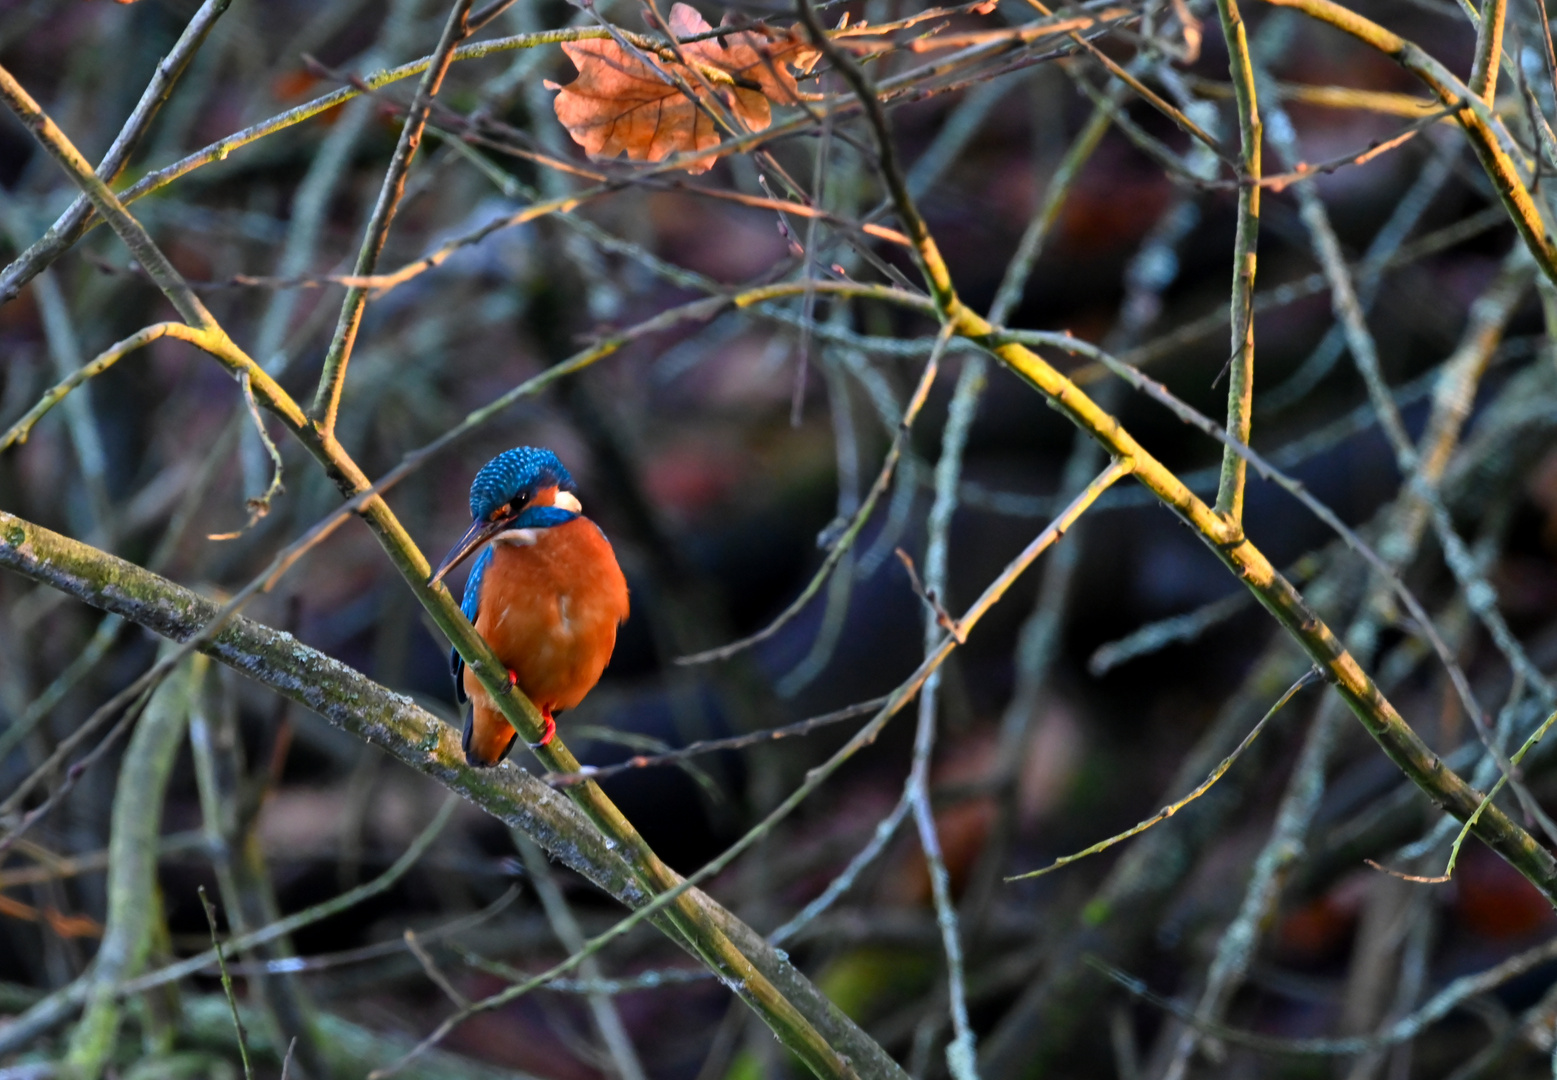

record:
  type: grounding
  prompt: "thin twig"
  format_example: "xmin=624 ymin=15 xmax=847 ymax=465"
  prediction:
xmin=312 ymin=0 xmax=474 ymax=433
xmin=962 ymin=317 xmax=1556 ymax=896
xmin=1088 ymin=590 xmax=1254 ymax=675
xmin=677 ymin=322 xmax=955 ymax=664
xmin=1262 ymin=0 xmax=1557 ymax=284
xmin=792 ymin=0 xmax=1557 ymax=902
xmin=895 ymin=549 xmax=964 ymax=643
xmin=216 ymin=370 xmax=286 ymax=538
xmin=218 ymin=887 xmax=519 ymax=977
xmin=1379 ymin=706 xmax=1557 ymax=884
xmin=1110 ymin=205 xmax=1511 ymax=379
xmin=543 ymin=697 xmax=889 ymax=786
xmin=0 ymin=0 xmax=234 ymax=306
xmin=0 ymin=56 xmax=887 ymax=1079
xmin=1261 ymin=134 xmax=1460 ymax=413
xmin=200 ymin=886 xmax=256 ymax=1080
xmin=1 ymin=323 xmax=183 ymax=451
xmin=1211 ymin=0 xmax=1262 ymax=522
xmin=987 ymin=83 xmax=1117 ymax=324
xmin=768 ymin=794 xmax=913 ymax=945
xmin=515 ymin=835 xmax=649 ymax=1080
xmin=459 ymin=948 xmax=712 ymax=995
xmin=1011 ymin=329 xmax=1511 ymax=763
xmin=1094 ymin=932 xmax=1557 ymax=1055
xmin=372 ymin=461 xmax=1133 ymax=1077
xmin=1158 ymin=681 xmax=1347 ymax=1079
xmin=1020 ymin=0 xmax=1233 ymax=166
xmin=1008 ymin=669 xmax=1321 ymax=881
xmin=404 ymin=929 xmax=471 ymax=1008
xmin=910 ymin=337 xmax=988 ymax=1080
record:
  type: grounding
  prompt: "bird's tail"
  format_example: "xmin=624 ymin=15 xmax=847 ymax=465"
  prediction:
xmin=462 ymin=700 xmax=518 ymax=767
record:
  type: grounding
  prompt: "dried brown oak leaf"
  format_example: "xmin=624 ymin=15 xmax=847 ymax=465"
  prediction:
xmin=549 ymin=4 xmax=819 ymax=174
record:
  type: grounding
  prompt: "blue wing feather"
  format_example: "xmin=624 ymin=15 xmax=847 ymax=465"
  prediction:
xmin=462 ymin=545 xmax=492 ymax=625
xmin=450 ymin=545 xmax=495 ymax=704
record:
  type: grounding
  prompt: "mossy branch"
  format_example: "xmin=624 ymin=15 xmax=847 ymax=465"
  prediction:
xmin=65 ymin=650 xmax=200 ymax=1080
xmin=0 ymin=60 xmax=883 ymax=1079
xmin=0 ymin=509 xmax=903 ymax=1080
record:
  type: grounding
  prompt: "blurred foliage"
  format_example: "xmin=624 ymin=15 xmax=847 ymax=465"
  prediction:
xmin=3 ymin=0 xmax=1557 ymax=1077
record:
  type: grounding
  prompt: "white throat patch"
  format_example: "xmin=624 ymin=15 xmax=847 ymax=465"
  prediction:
xmin=494 ymin=528 xmax=539 ymax=546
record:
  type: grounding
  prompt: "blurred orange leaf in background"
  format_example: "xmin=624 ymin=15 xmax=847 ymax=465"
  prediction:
xmin=549 ymin=3 xmax=819 ymax=174
xmin=0 ymin=893 xmax=101 ymax=939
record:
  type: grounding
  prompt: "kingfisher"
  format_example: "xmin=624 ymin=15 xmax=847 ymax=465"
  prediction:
xmin=430 ymin=447 xmax=630 ymax=767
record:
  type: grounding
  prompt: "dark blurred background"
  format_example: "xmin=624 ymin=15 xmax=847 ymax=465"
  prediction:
xmin=3 ymin=0 xmax=1557 ymax=1077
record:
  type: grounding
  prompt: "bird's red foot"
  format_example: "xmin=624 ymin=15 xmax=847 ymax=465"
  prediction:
xmin=506 ymin=669 xmax=519 ymax=689
xmin=528 ymin=710 xmax=556 ymax=749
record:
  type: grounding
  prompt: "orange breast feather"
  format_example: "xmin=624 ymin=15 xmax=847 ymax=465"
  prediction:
xmin=463 ymin=516 xmax=629 ymax=724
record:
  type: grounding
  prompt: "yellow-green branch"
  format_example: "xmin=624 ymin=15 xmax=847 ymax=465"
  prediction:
xmin=1213 ymin=0 xmax=1262 ymax=522
xmin=0 ymin=59 xmax=879 ymax=1080
xmin=1262 ymin=0 xmax=1557 ymax=285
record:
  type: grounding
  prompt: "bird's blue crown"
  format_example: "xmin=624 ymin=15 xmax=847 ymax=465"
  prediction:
xmin=468 ymin=447 xmax=577 ymax=521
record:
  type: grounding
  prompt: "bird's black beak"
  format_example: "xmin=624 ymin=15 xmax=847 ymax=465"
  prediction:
xmin=430 ymin=516 xmax=507 ymax=586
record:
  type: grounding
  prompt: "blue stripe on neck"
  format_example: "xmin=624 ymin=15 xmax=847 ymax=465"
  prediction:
xmin=515 ymin=505 xmax=581 ymax=529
